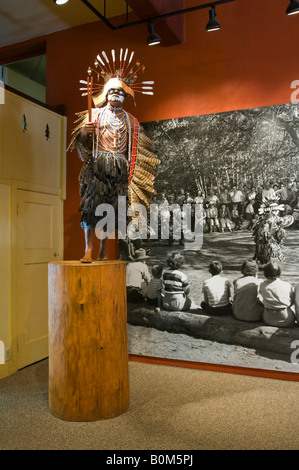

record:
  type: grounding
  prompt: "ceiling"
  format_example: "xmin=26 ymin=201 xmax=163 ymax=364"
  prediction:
xmin=0 ymin=0 xmax=129 ymax=49
xmin=0 ymin=0 xmax=185 ymax=88
xmin=0 ymin=0 xmax=130 ymax=87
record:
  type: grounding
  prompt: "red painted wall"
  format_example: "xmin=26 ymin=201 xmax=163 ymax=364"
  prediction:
xmin=3 ymin=0 xmax=298 ymax=260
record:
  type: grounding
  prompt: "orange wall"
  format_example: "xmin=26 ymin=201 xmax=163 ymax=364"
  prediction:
xmin=3 ymin=0 xmax=298 ymax=260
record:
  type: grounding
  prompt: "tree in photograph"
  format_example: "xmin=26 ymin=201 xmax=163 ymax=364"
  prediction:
xmin=143 ymin=103 xmax=299 ymax=199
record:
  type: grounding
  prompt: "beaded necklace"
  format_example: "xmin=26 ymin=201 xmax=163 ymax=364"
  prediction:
xmin=96 ymin=104 xmax=128 ymax=154
xmin=91 ymin=105 xmax=137 ymax=183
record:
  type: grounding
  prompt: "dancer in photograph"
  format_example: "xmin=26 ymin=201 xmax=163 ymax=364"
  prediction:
xmin=252 ymin=199 xmax=292 ymax=264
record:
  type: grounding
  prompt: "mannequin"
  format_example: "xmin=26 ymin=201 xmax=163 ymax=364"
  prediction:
xmin=69 ymin=49 xmax=160 ymax=262
xmin=77 ymin=88 xmax=135 ymax=262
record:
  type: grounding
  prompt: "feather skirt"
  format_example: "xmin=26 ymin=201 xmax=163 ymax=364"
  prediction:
xmin=79 ymin=152 xmax=128 ymax=228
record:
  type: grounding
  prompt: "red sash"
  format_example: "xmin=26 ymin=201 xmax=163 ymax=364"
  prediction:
xmin=128 ymin=115 xmax=139 ymax=186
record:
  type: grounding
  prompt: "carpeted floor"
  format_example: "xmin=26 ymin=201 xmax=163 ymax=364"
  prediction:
xmin=1 ymin=358 xmax=299 ymax=451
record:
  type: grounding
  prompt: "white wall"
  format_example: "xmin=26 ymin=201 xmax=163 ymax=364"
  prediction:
xmin=3 ymin=67 xmax=46 ymax=103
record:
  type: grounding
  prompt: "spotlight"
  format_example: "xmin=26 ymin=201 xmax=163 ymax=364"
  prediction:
xmin=206 ymin=6 xmax=221 ymax=31
xmin=147 ymin=21 xmax=161 ymax=46
xmin=53 ymin=0 xmax=69 ymax=5
xmin=286 ymin=0 xmax=299 ymax=14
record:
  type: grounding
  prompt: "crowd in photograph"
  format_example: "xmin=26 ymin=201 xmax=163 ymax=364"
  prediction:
xmin=153 ymin=178 xmax=299 ymax=233
xmin=126 ymin=250 xmax=299 ymax=329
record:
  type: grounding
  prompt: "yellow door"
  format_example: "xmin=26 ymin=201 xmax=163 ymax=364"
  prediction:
xmin=15 ymin=188 xmax=63 ymax=369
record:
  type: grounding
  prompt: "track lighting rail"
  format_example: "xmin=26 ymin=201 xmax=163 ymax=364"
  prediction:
xmin=80 ymin=0 xmax=237 ymax=31
xmin=53 ymin=1 xmax=299 ymax=45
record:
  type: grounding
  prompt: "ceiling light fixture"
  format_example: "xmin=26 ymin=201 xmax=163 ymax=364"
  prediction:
xmin=286 ymin=0 xmax=299 ymax=15
xmin=147 ymin=21 xmax=161 ymax=46
xmin=79 ymin=0 xmax=236 ymax=34
xmin=55 ymin=0 xmax=299 ymax=45
xmin=53 ymin=0 xmax=69 ymax=4
xmin=206 ymin=6 xmax=221 ymax=31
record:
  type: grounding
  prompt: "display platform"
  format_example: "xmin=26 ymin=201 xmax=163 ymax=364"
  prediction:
xmin=48 ymin=260 xmax=129 ymax=421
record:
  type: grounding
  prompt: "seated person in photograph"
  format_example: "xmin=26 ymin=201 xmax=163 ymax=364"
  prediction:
xmin=262 ymin=181 xmax=276 ymax=202
xmin=275 ymin=182 xmax=288 ymax=204
xmin=205 ymin=188 xmax=219 ymax=207
xmin=201 ymin=261 xmax=233 ymax=315
xmin=176 ymin=188 xmax=186 ymax=207
xmin=184 ymin=192 xmax=194 ymax=205
xmin=253 ymin=186 xmax=263 ymax=213
xmin=146 ymin=264 xmax=164 ymax=307
xmin=229 ymin=185 xmax=244 ymax=214
xmin=233 ymin=260 xmax=263 ymax=322
xmin=161 ymin=252 xmax=192 ymax=311
xmin=218 ymin=204 xmax=232 ymax=232
xmin=294 ymin=283 xmax=299 ymax=323
xmin=126 ymin=249 xmax=151 ymax=303
xmin=231 ymin=204 xmax=243 ymax=230
xmin=244 ymin=198 xmax=255 ymax=230
xmin=258 ymin=261 xmax=296 ymax=327
xmin=219 ymin=187 xmax=231 ymax=206
xmin=286 ymin=183 xmax=297 ymax=210
xmin=205 ymin=202 xmax=220 ymax=233
xmin=292 ymin=199 xmax=299 ymax=229
xmin=193 ymin=189 xmax=204 ymax=205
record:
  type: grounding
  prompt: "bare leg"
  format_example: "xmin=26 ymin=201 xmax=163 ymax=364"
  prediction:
xmin=97 ymin=237 xmax=108 ymax=261
xmin=80 ymin=227 xmax=95 ymax=263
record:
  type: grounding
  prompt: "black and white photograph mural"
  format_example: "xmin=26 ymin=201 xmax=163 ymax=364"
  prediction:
xmin=126 ymin=103 xmax=299 ymax=374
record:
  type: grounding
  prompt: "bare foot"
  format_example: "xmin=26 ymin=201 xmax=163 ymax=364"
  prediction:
xmin=80 ymin=249 xmax=93 ymax=263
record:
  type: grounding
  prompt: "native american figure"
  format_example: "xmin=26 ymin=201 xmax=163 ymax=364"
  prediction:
xmin=69 ymin=49 xmax=160 ymax=262
xmin=252 ymin=199 xmax=293 ymax=265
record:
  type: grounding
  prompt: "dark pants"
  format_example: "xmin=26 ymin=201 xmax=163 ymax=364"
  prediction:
xmin=127 ymin=286 xmax=144 ymax=303
xmin=147 ymin=297 xmax=159 ymax=306
xmin=201 ymin=301 xmax=232 ymax=315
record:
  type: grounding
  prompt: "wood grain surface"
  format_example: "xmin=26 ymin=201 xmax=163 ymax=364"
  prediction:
xmin=48 ymin=261 xmax=129 ymax=421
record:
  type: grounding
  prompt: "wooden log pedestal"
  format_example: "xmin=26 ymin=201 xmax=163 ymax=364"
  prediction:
xmin=48 ymin=260 xmax=129 ymax=422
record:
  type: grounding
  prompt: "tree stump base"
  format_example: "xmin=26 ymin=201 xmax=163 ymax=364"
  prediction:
xmin=48 ymin=260 xmax=129 ymax=421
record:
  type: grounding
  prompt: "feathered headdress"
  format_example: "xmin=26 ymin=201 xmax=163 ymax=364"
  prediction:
xmin=79 ymin=48 xmax=154 ymax=118
xmin=258 ymin=196 xmax=285 ymax=215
